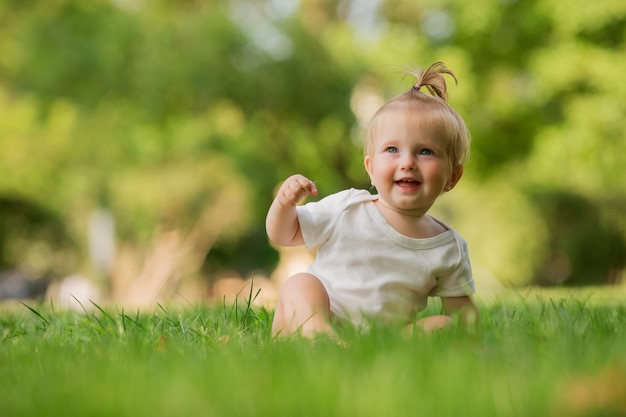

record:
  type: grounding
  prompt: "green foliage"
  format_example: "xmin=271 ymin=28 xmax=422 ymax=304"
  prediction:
xmin=528 ymin=190 xmax=626 ymax=285
xmin=0 ymin=0 xmax=624 ymax=286
xmin=0 ymin=196 xmax=75 ymax=277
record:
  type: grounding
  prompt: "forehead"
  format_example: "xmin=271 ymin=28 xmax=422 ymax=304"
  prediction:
xmin=373 ymin=109 xmax=442 ymax=144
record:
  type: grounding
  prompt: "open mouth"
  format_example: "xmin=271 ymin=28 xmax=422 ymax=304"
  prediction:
xmin=395 ymin=179 xmax=421 ymax=190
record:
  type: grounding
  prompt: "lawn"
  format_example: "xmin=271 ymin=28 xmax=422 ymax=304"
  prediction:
xmin=1 ymin=287 xmax=625 ymax=417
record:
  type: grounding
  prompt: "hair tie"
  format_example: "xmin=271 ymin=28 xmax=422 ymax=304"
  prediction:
xmin=413 ymin=83 xmax=422 ymax=91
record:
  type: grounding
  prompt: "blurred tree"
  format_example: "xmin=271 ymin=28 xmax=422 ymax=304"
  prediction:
xmin=0 ymin=0 xmax=624 ymax=292
xmin=0 ymin=0 xmax=364 ymax=292
xmin=0 ymin=195 xmax=75 ymax=281
xmin=529 ymin=190 xmax=626 ymax=285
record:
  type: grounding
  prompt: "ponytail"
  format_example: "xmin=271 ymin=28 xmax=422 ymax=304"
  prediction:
xmin=411 ymin=61 xmax=457 ymax=102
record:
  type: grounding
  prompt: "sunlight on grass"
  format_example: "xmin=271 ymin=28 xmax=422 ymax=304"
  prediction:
xmin=1 ymin=287 xmax=625 ymax=416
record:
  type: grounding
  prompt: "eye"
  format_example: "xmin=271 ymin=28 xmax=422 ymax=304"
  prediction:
xmin=386 ymin=146 xmax=399 ymax=154
xmin=419 ymin=148 xmax=434 ymax=156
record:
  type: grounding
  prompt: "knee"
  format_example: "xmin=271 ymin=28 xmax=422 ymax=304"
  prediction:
xmin=278 ymin=273 xmax=330 ymax=306
xmin=273 ymin=273 xmax=332 ymax=337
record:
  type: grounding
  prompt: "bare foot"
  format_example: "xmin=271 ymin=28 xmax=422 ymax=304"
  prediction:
xmin=405 ymin=315 xmax=453 ymax=335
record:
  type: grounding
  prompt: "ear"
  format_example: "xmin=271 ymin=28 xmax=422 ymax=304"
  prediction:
xmin=444 ymin=164 xmax=463 ymax=192
xmin=364 ymin=155 xmax=374 ymax=184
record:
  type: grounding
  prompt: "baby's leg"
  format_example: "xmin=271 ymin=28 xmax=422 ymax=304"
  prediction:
xmin=272 ymin=273 xmax=334 ymax=337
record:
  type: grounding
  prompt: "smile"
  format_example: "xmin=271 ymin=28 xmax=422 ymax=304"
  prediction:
xmin=395 ymin=179 xmax=422 ymax=191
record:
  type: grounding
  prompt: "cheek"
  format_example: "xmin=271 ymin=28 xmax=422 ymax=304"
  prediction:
xmin=423 ymin=163 xmax=450 ymax=183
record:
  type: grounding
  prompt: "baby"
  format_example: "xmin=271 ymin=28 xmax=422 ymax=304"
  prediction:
xmin=266 ymin=62 xmax=479 ymax=337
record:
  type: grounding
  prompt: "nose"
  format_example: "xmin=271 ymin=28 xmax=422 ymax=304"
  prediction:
xmin=399 ymin=153 xmax=417 ymax=170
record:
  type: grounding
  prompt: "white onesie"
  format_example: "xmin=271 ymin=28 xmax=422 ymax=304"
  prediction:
xmin=296 ymin=188 xmax=475 ymax=325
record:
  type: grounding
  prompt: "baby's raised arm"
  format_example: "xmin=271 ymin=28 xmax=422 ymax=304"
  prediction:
xmin=266 ymin=174 xmax=318 ymax=247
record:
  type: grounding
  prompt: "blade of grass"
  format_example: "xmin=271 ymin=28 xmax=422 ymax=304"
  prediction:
xmin=18 ymin=301 xmax=50 ymax=327
xmin=90 ymin=300 xmax=116 ymax=324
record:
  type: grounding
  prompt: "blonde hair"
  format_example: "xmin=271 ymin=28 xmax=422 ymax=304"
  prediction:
xmin=365 ymin=62 xmax=471 ymax=167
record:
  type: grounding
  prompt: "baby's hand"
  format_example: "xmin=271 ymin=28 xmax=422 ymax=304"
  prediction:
xmin=276 ymin=174 xmax=318 ymax=206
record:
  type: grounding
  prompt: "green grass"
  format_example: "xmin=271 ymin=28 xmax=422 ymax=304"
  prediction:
xmin=1 ymin=288 xmax=625 ymax=417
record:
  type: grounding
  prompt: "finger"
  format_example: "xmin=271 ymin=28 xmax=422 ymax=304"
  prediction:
xmin=280 ymin=181 xmax=308 ymax=205
xmin=300 ymin=182 xmax=317 ymax=196
xmin=278 ymin=176 xmax=316 ymax=205
xmin=294 ymin=177 xmax=317 ymax=195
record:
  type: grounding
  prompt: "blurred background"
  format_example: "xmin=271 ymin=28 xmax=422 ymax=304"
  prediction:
xmin=0 ymin=0 xmax=624 ymax=309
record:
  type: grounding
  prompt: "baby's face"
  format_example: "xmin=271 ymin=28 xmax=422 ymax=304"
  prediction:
xmin=364 ymin=111 xmax=460 ymax=215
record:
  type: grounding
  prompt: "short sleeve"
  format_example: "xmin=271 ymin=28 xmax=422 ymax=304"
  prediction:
xmin=296 ymin=189 xmax=370 ymax=250
xmin=429 ymin=235 xmax=475 ymax=297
